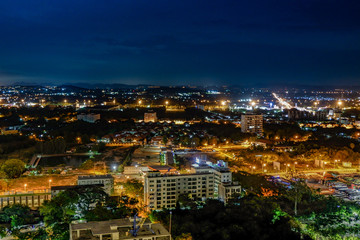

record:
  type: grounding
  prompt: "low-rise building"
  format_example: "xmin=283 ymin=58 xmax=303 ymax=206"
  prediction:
xmin=78 ymin=175 xmax=114 ymax=195
xmin=51 ymin=184 xmax=104 ymax=197
xmin=70 ymin=218 xmax=171 ymax=240
xmin=0 ymin=190 xmax=51 ymax=209
xmin=144 ymin=112 xmax=157 ymax=123
xmin=123 ymin=165 xmax=149 ymax=175
xmin=77 ymin=113 xmax=100 ymax=123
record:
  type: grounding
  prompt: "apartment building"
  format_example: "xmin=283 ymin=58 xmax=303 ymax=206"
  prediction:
xmin=218 ymin=182 xmax=242 ymax=203
xmin=241 ymin=114 xmax=263 ymax=135
xmin=193 ymin=160 xmax=241 ymax=203
xmin=144 ymin=171 xmax=215 ymax=211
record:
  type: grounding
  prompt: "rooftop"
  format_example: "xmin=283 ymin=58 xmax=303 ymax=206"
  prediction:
xmin=71 ymin=218 xmax=170 ymax=240
xmin=51 ymin=184 xmax=104 ymax=191
xmin=78 ymin=174 xmax=113 ymax=180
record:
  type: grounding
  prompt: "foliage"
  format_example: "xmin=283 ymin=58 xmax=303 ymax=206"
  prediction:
xmin=40 ymin=187 xmax=136 ymax=239
xmin=0 ymin=204 xmax=33 ymax=227
xmin=79 ymin=159 xmax=94 ymax=170
xmin=0 ymin=135 xmax=36 ymax=156
xmin=36 ymin=137 xmax=66 ymax=154
xmin=175 ymin=233 xmax=193 ymax=240
xmin=40 ymin=186 xmax=106 ymax=239
xmin=151 ymin=197 xmax=309 ymax=240
xmin=121 ymin=179 xmax=144 ymax=198
xmin=0 ymin=159 xmax=25 ymax=179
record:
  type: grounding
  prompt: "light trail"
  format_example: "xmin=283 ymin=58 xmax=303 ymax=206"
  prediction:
xmin=272 ymin=93 xmax=312 ymax=112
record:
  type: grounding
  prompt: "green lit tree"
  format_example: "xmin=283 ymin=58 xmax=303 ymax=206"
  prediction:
xmin=1 ymin=159 xmax=25 ymax=179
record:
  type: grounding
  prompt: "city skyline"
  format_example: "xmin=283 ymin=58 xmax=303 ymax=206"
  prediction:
xmin=0 ymin=0 xmax=360 ymax=86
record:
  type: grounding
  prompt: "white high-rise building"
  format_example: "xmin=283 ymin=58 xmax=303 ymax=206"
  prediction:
xmin=144 ymin=171 xmax=215 ymax=211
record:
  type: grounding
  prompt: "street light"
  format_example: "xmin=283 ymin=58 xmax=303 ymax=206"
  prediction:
xmin=262 ymin=163 xmax=266 ymax=172
xmin=49 ymin=179 xmax=52 ymax=188
xmin=24 ymin=184 xmax=27 ymax=192
xmin=138 ymin=100 xmax=142 ymax=105
xmin=337 ymin=101 xmax=342 ymax=108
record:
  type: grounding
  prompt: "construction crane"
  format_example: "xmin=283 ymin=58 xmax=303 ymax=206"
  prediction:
xmin=130 ymin=213 xmax=147 ymax=236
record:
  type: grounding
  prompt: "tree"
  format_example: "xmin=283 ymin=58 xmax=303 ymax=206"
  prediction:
xmin=0 ymin=226 xmax=6 ymax=238
xmin=121 ymin=179 xmax=144 ymax=198
xmin=79 ymin=159 xmax=94 ymax=170
xmin=286 ymin=179 xmax=313 ymax=216
xmin=0 ymin=204 xmax=32 ymax=226
xmin=162 ymin=136 xmax=168 ymax=146
xmin=40 ymin=186 xmax=107 ymax=239
xmin=208 ymin=137 xmax=218 ymax=146
xmin=175 ymin=233 xmax=193 ymax=240
xmin=1 ymin=159 xmax=25 ymax=179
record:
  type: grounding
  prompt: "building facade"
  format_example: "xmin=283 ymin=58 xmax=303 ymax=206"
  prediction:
xmin=218 ymin=182 xmax=242 ymax=203
xmin=77 ymin=113 xmax=100 ymax=123
xmin=144 ymin=112 xmax=157 ymax=123
xmin=70 ymin=218 xmax=171 ymax=240
xmin=0 ymin=190 xmax=51 ymax=209
xmin=144 ymin=171 xmax=215 ymax=211
xmin=193 ymin=160 xmax=241 ymax=203
xmin=78 ymin=175 xmax=114 ymax=195
xmin=241 ymin=114 xmax=263 ymax=135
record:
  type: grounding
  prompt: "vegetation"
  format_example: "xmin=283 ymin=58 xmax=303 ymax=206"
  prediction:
xmin=151 ymin=173 xmax=360 ymax=240
xmin=40 ymin=186 xmax=138 ymax=239
xmin=0 ymin=159 xmax=26 ymax=179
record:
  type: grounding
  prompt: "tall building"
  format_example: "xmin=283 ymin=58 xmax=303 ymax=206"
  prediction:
xmin=241 ymin=114 xmax=263 ymax=135
xmin=193 ymin=160 xmax=241 ymax=202
xmin=144 ymin=171 xmax=215 ymax=211
xmin=144 ymin=112 xmax=157 ymax=123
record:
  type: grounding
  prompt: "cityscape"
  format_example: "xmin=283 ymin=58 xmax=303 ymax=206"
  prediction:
xmin=1 ymin=1 xmax=360 ymax=240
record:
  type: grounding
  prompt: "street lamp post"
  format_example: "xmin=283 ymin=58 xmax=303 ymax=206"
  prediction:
xmin=24 ymin=184 xmax=27 ymax=192
xmin=48 ymin=179 xmax=52 ymax=188
xmin=286 ymin=164 xmax=290 ymax=173
xmin=169 ymin=211 xmax=172 ymax=236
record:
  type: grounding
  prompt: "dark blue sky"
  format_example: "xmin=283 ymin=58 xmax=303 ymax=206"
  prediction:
xmin=0 ymin=0 xmax=359 ymax=86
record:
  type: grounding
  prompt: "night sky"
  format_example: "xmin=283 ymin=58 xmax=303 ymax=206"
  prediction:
xmin=0 ymin=0 xmax=360 ymax=86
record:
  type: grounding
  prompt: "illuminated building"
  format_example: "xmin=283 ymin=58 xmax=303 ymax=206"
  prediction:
xmin=70 ymin=218 xmax=171 ymax=240
xmin=241 ymin=114 xmax=263 ymax=135
xmin=78 ymin=175 xmax=114 ymax=195
xmin=144 ymin=112 xmax=157 ymax=123
xmin=193 ymin=160 xmax=241 ymax=202
xmin=77 ymin=113 xmax=100 ymax=123
xmin=144 ymin=171 xmax=215 ymax=211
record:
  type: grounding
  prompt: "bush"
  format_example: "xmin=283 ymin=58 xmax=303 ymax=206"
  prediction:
xmin=1 ymin=159 xmax=25 ymax=179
